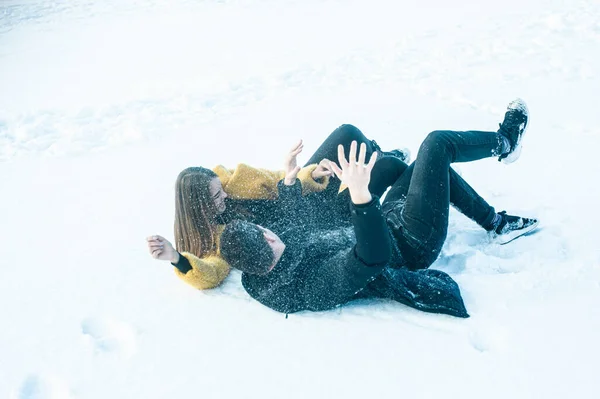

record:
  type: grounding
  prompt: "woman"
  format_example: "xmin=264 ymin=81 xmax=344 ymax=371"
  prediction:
xmin=147 ymin=124 xmax=409 ymax=290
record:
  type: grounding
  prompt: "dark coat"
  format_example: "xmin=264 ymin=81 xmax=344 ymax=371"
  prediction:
xmin=241 ymin=180 xmax=389 ymax=313
xmin=240 ymin=180 xmax=469 ymax=317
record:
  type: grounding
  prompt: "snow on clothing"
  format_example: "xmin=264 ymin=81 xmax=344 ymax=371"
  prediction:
xmin=169 ymin=123 xmax=405 ymax=290
xmin=239 ymin=180 xmax=469 ymax=317
xmin=171 ymin=128 xmax=507 ymax=300
xmin=172 ymin=163 xmax=329 ymax=290
xmin=213 ymin=163 xmax=329 ymax=199
xmin=381 ymin=129 xmax=507 ymax=270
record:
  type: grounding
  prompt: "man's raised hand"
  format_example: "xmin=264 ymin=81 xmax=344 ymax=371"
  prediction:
xmin=330 ymin=141 xmax=377 ymax=205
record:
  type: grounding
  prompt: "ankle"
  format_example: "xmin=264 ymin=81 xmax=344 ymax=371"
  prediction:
xmin=489 ymin=212 xmax=503 ymax=232
xmin=498 ymin=133 xmax=511 ymax=154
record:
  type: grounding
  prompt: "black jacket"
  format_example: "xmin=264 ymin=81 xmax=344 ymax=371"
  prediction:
xmin=241 ymin=180 xmax=469 ymax=317
xmin=241 ymin=180 xmax=390 ymax=313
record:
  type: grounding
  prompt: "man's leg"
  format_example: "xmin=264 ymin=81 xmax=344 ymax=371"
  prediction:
xmin=369 ymin=156 xmax=409 ymax=197
xmin=304 ymin=124 xmax=377 ymax=166
xmin=304 ymin=124 xmax=407 ymax=193
xmin=304 ymin=124 xmax=378 ymax=195
xmin=384 ymin=129 xmax=506 ymax=269
xmin=385 ymin=163 xmax=498 ymax=231
xmin=304 ymin=125 xmax=409 ymax=229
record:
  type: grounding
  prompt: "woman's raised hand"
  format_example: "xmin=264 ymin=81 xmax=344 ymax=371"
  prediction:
xmin=147 ymin=235 xmax=180 ymax=264
xmin=330 ymin=141 xmax=377 ymax=205
xmin=311 ymin=158 xmax=334 ymax=180
xmin=284 ymin=140 xmax=303 ymax=186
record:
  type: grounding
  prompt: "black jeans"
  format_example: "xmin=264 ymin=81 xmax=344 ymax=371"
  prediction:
xmin=306 ymin=125 xmax=497 ymax=231
xmin=383 ymin=130 xmax=503 ymax=270
xmin=305 ymin=124 xmax=409 ymax=198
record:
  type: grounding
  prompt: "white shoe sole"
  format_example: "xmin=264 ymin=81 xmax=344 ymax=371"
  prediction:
xmin=501 ymin=99 xmax=529 ymax=165
xmin=493 ymin=219 xmax=539 ymax=245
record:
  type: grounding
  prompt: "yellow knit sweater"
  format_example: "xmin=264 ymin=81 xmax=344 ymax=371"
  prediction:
xmin=174 ymin=163 xmax=329 ymax=290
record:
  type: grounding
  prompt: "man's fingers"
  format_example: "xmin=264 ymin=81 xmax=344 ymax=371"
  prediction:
xmin=366 ymin=151 xmax=378 ymax=173
xmin=337 ymin=144 xmax=349 ymax=168
xmin=358 ymin=142 xmax=367 ymax=166
xmin=330 ymin=162 xmax=343 ymax=179
xmin=348 ymin=141 xmax=358 ymax=165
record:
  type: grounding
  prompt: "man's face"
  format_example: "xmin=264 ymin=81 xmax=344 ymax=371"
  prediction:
xmin=257 ymin=226 xmax=285 ymax=274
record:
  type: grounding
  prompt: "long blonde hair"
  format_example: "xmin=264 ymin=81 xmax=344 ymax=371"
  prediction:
xmin=174 ymin=167 xmax=220 ymax=257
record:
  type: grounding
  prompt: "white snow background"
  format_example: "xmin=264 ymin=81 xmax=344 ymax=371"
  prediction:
xmin=1 ymin=0 xmax=599 ymax=398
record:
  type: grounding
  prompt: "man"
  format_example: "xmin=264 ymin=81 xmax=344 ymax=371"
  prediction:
xmin=220 ymin=99 xmax=538 ymax=316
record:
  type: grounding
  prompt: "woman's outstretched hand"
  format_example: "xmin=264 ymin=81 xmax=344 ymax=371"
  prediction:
xmin=331 ymin=141 xmax=377 ymax=205
xmin=147 ymin=235 xmax=179 ymax=264
xmin=284 ymin=140 xmax=303 ymax=185
xmin=311 ymin=158 xmax=334 ymax=180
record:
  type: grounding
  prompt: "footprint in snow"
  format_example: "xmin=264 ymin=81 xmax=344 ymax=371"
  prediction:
xmin=469 ymin=323 xmax=511 ymax=353
xmin=81 ymin=317 xmax=137 ymax=359
xmin=13 ymin=374 xmax=72 ymax=399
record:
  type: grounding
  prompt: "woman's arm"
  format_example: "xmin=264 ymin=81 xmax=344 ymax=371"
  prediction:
xmin=147 ymin=235 xmax=230 ymax=290
xmin=212 ymin=164 xmax=330 ymax=199
xmin=173 ymin=252 xmax=231 ymax=290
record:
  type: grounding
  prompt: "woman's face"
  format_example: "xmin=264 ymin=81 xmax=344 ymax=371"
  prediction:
xmin=208 ymin=178 xmax=227 ymax=214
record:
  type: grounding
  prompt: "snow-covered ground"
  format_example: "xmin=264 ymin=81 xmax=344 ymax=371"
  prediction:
xmin=1 ymin=0 xmax=599 ymax=398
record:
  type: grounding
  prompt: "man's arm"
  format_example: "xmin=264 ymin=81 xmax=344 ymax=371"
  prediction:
xmin=331 ymin=140 xmax=391 ymax=266
xmin=293 ymin=141 xmax=391 ymax=312
xmin=351 ymin=198 xmax=391 ymax=266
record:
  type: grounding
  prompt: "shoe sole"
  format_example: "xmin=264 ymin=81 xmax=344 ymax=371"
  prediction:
xmin=501 ymin=99 xmax=529 ymax=165
xmin=494 ymin=219 xmax=540 ymax=245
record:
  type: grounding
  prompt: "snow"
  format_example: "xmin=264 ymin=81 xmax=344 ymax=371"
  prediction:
xmin=1 ymin=0 xmax=599 ymax=398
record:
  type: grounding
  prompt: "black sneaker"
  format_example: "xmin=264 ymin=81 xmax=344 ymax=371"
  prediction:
xmin=498 ymin=98 xmax=529 ymax=164
xmin=491 ymin=211 xmax=539 ymax=245
xmin=370 ymin=140 xmax=411 ymax=163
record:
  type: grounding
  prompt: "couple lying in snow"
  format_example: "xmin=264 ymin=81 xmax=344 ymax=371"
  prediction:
xmin=147 ymin=99 xmax=538 ymax=317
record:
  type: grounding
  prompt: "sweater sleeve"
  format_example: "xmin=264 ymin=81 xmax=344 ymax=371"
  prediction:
xmin=351 ymin=198 xmax=391 ymax=266
xmin=277 ymin=179 xmax=305 ymax=216
xmin=212 ymin=163 xmax=329 ymax=200
xmin=297 ymin=164 xmax=330 ymax=196
xmin=172 ymin=251 xmax=231 ymax=290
